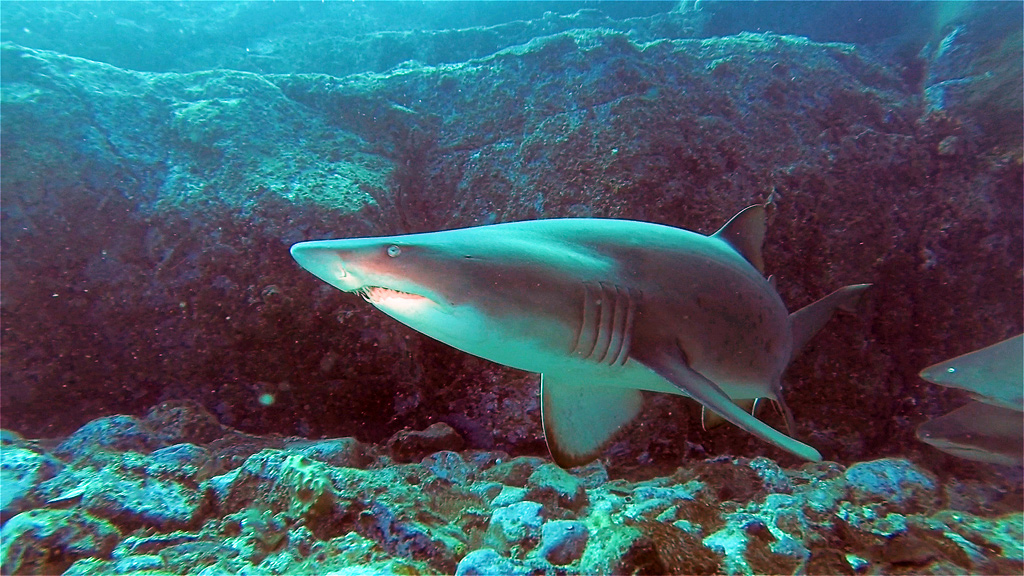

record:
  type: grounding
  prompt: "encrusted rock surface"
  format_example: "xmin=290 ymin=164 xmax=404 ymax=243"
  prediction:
xmin=1 ymin=413 xmax=1021 ymax=575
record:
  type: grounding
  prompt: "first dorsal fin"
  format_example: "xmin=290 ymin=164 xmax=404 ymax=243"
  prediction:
xmin=712 ymin=203 xmax=768 ymax=274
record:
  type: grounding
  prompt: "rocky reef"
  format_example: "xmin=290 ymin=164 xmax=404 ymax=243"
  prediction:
xmin=1 ymin=0 xmax=1021 ymax=499
xmin=2 ymin=404 xmax=1021 ymax=575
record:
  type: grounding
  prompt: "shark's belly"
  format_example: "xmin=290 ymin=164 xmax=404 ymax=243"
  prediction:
xmin=458 ymin=330 xmax=769 ymax=401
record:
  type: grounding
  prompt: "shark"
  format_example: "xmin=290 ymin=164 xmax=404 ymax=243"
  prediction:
xmin=290 ymin=202 xmax=870 ymax=467
xmin=916 ymin=333 xmax=1024 ymax=465
xmin=918 ymin=334 xmax=1023 ymax=411
xmin=916 ymin=401 xmax=1023 ymax=467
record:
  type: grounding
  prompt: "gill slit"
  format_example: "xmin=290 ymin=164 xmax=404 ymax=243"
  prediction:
xmin=572 ymin=283 xmax=599 ymax=359
xmin=572 ymin=282 xmax=639 ymax=366
xmin=592 ymin=283 xmax=615 ymax=363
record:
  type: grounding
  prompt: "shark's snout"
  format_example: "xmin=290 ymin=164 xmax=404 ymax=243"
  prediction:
xmin=290 ymin=241 xmax=355 ymax=292
xmin=291 ymin=239 xmax=441 ymax=306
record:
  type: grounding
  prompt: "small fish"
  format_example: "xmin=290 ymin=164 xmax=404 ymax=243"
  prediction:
xmin=291 ymin=203 xmax=869 ymax=466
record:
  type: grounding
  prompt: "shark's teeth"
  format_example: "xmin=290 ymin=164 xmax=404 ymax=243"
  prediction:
xmin=572 ymin=282 xmax=640 ymax=366
xmin=361 ymin=286 xmax=425 ymax=305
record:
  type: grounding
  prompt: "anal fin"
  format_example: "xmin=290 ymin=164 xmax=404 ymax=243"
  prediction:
xmin=541 ymin=374 xmax=644 ymax=468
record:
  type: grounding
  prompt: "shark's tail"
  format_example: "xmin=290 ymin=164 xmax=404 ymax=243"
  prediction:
xmin=788 ymin=284 xmax=872 ymax=362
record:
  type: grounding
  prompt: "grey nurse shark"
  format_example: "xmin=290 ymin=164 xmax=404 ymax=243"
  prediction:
xmin=291 ymin=202 xmax=870 ymax=467
xmin=916 ymin=334 xmax=1024 ymax=466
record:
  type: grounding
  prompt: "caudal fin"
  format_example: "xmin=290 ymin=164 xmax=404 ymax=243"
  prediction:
xmin=789 ymin=284 xmax=871 ymax=362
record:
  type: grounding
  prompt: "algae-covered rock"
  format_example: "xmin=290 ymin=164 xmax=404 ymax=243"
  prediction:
xmin=571 ymin=460 xmax=611 ymax=489
xmin=485 ymin=500 xmax=544 ymax=554
xmin=111 ymin=553 xmax=166 ymax=573
xmin=749 ymin=457 xmax=793 ymax=494
xmin=537 ymin=519 xmax=589 ymax=566
xmin=143 ymin=401 xmax=231 ymax=446
xmin=1 ymin=444 xmax=61 ymax=519
xmin=490 ymin=485 xmax=528 ymax=507
xmin=80 ymin=465 xmax=204 ymax=531
xmin=423 ymin=450 xmax=474 ymax=484
xmin=789 ymin=461 xmax=848 ymax=515
xmin=578 ymin=519 xmax=645 ymax=575
xmin=622 ymin=478 xmax=705 ymax=523
xmin=0 ymin=508 xmax=121 ymax=575
xmin=284 ymin=437 xmax=371 ymax=469
xmin=455 ymin=548 xmax=530 ymax=576
xmin=1 ymin=409 xmax=1022 ymax=576
xmin=480 ymin=456 xmax=547 ymax=487
xmin=845 ymin=458 xmax=939 ymax=507
xmin=387 ymin=422 xmax=466 ymax=462
xmin=38 ymin=450 xmax=205 ymax=531
xmin=622 ymin=517 xmax=724 ymax=575
xmin=526 ymin=463 xmax=588 ymax=512
xmin=359 ymin=498 xmax=462 ymax=573
xmin=213 ymin=449 xmax=336 ymax=522
xmin=54 ymin=416 xmax=165 ymax=464
xmin=146 ymin=443 xmax=214 ymax=483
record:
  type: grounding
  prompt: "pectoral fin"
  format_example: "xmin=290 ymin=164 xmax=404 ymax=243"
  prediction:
xmin=636 ymin=346 xmax=822 ymax=461
xmin=541 ymin=373 xmax=644 ymax=468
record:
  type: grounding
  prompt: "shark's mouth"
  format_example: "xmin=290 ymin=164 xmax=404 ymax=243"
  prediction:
xmin=359 ymin=286 xmax=431 ymax=306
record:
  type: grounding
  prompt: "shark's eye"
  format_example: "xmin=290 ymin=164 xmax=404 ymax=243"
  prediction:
xmin=387 ymin=245 xmax=401 ymax=258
